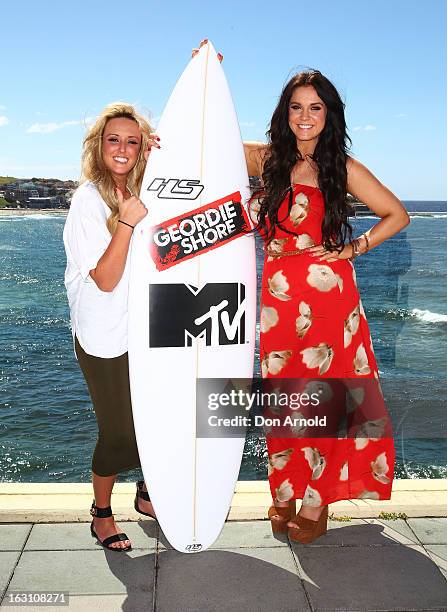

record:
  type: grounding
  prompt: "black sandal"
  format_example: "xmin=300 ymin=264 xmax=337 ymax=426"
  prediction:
xmin=134 ymin=480 xmax=156 ymax=519
xmin=90 ymin=500 xmax=132 ymax=552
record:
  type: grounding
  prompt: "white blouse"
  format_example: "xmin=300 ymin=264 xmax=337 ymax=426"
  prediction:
xmin=63 ymin=181 xmax=131 ymax=358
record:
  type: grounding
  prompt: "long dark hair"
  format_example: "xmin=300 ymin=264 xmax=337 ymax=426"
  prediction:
xmin=256 ymin=70 xmax=353 ymax=249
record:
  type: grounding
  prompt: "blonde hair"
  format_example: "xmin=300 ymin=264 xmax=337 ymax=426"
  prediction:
xmin=80 ymin=102 xmax=153 ymax=234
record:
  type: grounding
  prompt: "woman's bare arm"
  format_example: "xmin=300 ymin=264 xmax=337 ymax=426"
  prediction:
xmin=308 ymin=157 xmax=410 ymax=261
xmin=90 ymin=189 xmax=147 ymax=292
xmin=89 ymin=224 xmax=133 ymax=292
xmin=346 ymin=157 xmax=410 ymax=253
xmin=243 ymin=141 xmax=268 ymax=177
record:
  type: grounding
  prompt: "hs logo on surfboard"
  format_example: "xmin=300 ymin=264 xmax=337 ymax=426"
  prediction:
xmin=149 ymin=283 xmax=246 ymax=348
xmin=147 ymin=177 xmax=204 ymax=200
xmin=149 ymin=192 xmax=251 ymax=271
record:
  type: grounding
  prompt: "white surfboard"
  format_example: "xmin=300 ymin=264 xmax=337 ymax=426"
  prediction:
xmin=128 ymin=41 xmax=256 ymax=553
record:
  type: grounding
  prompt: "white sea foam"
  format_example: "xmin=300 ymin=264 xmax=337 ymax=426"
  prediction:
xmin=410 ymin=308 xmax=447 ymax=323
xmin=355 ymin=213 xmax=447 ymax=219
xmin=24 ymin=214 xmax=57 ymax=220
xmin=410 ymin=213 xmax=447 ymax=219
xmin=0 ymin=244 xmax=21 ymax=251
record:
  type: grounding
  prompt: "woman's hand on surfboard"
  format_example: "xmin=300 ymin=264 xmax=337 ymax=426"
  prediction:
xmin=191 ymin=39 xmax=223 ymax=62
xmin=192 ymin=39 xmax=208 ymax=58
xmin=115 ymin=188 xmax=147 ymax=226
xmin=144 ymin=133 xmax=161 ymax=161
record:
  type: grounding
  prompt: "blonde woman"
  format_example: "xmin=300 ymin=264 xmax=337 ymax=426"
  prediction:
xmin=63 ymin=103 xmax=159 ymax=551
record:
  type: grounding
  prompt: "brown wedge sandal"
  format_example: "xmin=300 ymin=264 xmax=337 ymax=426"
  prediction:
xmin=288 ymin=504 xmax=329 ymax=544
xmin=268 ymin=500 xmax=296 ymax=533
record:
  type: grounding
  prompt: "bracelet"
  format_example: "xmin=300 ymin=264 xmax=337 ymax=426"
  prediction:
xmin=349 ymin=233 xmax=371 ymax=260
xmin=118 ymin=219 xmax=135 ymax=230
xmin=350 ymin=238 xmax=361 ymax=259
xmin=363 ymin=232 xmax=370 ymax=252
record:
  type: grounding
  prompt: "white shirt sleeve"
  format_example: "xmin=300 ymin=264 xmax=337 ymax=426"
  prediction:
xmin=64 ymin=184 xmax=111 ymax=280
xmin=63 ymin=181 xmax=130 ymax=358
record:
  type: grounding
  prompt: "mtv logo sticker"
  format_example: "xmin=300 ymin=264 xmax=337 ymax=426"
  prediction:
xmin=149 ymin=283 xmax=246 ymax=348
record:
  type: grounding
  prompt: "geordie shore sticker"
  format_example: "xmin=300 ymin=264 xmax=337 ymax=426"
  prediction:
xmin=149 ymin=191 xmax=251 ymax=270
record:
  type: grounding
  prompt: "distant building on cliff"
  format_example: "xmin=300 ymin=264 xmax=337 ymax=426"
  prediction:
xmin=2 ymin=178 xmax=75 ymax=208
xmin=28 ymin=196 xmax=62 ymax=209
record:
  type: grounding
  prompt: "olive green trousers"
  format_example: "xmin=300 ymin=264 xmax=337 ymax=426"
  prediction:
xmin=75 ymin=336 xmax=141 ymax=477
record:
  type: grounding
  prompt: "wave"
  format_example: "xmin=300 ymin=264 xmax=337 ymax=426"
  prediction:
xmin=24 ymin=214 xmax=60 ymax=220
xmin=0 ymin=213 xmax=60 ymax=221
xmin=410 ymin=308 xmax=447 ymax=323
xmin=0 ymin=272 xmax=39 ymax=283
xmin=354 ymin=213 xmax=447 ymax=220
xmin=395 ymin=461 xmax=447 ymax=479
xmin=367 ymin=306 xmax=447 ymax=324
xmin=0 ymin=244 xmax=21 ymax=251
xmin=410 ymin=213 xmax=447 ymax=219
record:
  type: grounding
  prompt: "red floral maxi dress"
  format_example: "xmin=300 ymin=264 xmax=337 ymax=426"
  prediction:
xmin=259 ymin=184 xmax=395 ymax=507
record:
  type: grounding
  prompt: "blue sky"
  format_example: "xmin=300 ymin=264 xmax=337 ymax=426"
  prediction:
xmin=1 ymin=0 xmax=446 ymax=199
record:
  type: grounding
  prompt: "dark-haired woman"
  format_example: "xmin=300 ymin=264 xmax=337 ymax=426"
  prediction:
xmin=244 ymin=71 xmax=409 ymax=543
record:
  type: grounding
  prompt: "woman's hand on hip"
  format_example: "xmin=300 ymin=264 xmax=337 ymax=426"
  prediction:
xmin=116 ymin=188 xmax=148 ymax=227
xmin=307 ymin=243 xmax=352 ymax=262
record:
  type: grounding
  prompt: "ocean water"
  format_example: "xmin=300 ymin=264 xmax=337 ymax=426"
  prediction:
xmin=0 ymin=202 xmax=446 ymax=482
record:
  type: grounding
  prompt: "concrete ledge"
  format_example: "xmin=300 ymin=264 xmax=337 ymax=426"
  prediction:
xmin=0 ymin=208 xmax=67 ymax=215
xmin=0 ymin=480 xmax=446 ymax=523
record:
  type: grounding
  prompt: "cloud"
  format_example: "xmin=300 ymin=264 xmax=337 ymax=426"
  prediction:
xmin=0 ymin=105 xmax=6 ymax=111
xmin=240 ymin=121 xmax=255 ymax=128
xmin=0 ymin=116 xmax=9 ymax=127
xmin=26 ymin=120 xmax=84 ymax=133
xmin=353 ymin=124 xmax=376 ymax=132
xmin=26 ymin=117 xmax=94 ymax=134
xmin=394 ymin=113 xmax=407 ymax=118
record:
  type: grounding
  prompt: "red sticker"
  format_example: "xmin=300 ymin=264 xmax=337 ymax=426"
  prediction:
xmin=149 ymin=191 xmax=251 ymax=271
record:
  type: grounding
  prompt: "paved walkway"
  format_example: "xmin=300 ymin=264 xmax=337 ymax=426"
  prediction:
xmin=1 ymin=517 xmax=447 ymax=611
